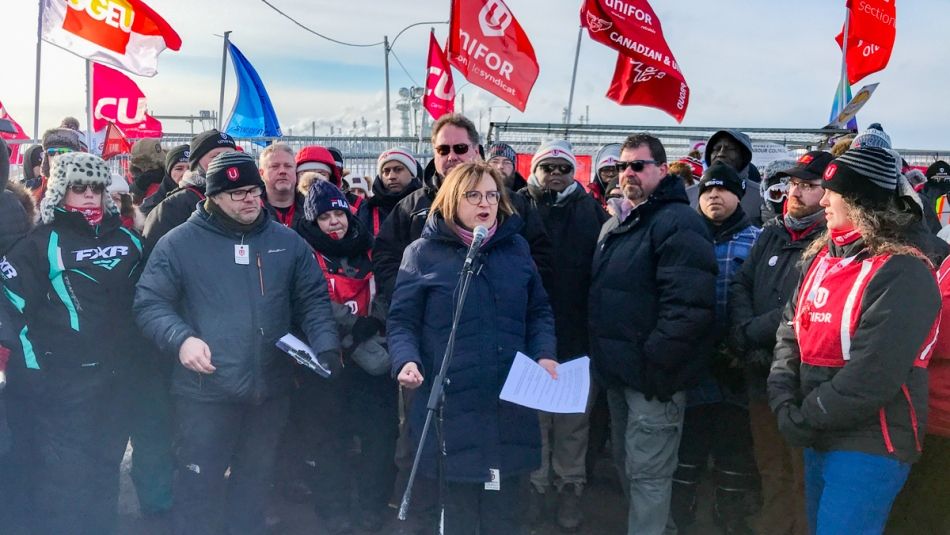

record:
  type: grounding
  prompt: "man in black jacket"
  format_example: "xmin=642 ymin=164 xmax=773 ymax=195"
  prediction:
xmin=142 ymin=129 xmax=236 ymax=253
xmin=134 ymin=151 xmax=339 ymax=535
xmin=728 ymin=150 xmax=831 ymax=535
xmin=589 ymin=134 xmax=717 ymax=535
xmin=140 ymin=144 xmax=189 ymax=216
xmin=356 ymin=146 xmax=422 ymax=236
xmin=520 ymin=139 xmax=607 ymax=531
xmin=372 ymin=113 xmax=553 ymax=305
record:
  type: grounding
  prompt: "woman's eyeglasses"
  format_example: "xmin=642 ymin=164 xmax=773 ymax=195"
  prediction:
xmin=434 ymin=144 xmax=471 ymax=156
xmin=615 ymin=160 xmax=659 ymax=173
xmin=68 ymin=183 xmax=105 ymax=195
xmin=462 ymin=190 xmax=501 ymax=205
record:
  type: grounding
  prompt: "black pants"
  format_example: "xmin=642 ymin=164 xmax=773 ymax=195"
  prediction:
xmin=672 ymin=403 xmax=760 ymax=526
xmin=172 ymin=395 xmax=289 ymax=535
xmin=127 ymin=356 xmax=174 ymax=514
xmin=299 ymin=366 xmax=399 ymax=519
xmin=32 ymin=367 xmax=131 ymax=535
xmin=438 ymin=476 xmax=525 ymax=535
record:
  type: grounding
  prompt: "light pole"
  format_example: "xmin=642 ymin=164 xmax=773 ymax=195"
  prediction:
xmin=383 ymin=20 xmax=448 ymax=137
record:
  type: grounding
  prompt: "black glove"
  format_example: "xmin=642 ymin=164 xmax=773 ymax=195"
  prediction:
xmin=316 ymin=350 xmax=343 ymax=379
xmin=776 ymin=403 xmax=815 ymax=448
xmin=350 ymin=316 xmax=384 ymax=347
xmin=643 ymin=365 xmax=675 ymax=403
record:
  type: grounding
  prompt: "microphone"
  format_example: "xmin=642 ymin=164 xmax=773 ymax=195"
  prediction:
xmin=462 ymin=225 xmax=489 ymax=272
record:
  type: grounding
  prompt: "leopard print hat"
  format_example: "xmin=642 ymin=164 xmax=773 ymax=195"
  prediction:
xmin=40 ymin=152 xmax=118 ymax=224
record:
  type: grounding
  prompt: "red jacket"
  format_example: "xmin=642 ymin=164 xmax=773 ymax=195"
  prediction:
xmin=930 ymin=257 xmax=950 ymax=437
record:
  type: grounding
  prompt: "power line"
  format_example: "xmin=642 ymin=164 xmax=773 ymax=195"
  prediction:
xmin=259 ymin=0 xmax=384 ymax=48
xmin=389 ymin=49 xmax=420 ymax=87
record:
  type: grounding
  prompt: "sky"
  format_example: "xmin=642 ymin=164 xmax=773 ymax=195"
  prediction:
xmin=3 ymin=0 xmax=948 ymax=149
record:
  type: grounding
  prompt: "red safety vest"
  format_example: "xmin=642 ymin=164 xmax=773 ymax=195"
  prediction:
xmin=936 ymin=195 xmax=950 ymax=228
xmin=795 ymin=246 xmax=938 ymax=452
xmin=316 ymin=254 xmax=374 ymax=317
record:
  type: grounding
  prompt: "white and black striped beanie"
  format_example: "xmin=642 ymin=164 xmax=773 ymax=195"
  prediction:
xmin=821 ymin=147 xmax=900 ymax=205
xmin=40 ymin=152 xmax=117 ymax=224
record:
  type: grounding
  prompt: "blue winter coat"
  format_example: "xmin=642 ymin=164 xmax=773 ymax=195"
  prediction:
xmin=387 ymin=213 xmax=556 ymax=483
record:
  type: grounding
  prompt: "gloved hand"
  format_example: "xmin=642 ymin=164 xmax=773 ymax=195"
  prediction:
xmin=643 ymin=365 xmax=675 ymax=403
xmin=776 ymin=402 xmax=815 ymax=448
xmin=316 ymin=350 xmax=343 ymax=379
xmin=350 ymin=317 xmax=384 ymax=347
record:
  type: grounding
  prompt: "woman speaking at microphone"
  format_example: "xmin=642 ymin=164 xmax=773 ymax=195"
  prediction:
xmin=387 ymin=161 xmax=557 ymax=534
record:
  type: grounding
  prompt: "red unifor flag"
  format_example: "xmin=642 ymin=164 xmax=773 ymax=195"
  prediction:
xmin=580 ymin=0 xmax=689 ymax=123
xmin=93 ymin=62 xmax=163 ymax=138
xmin=423 ymin=31 xmax=456 ymax=120
xmin=100 ymin=122 xmax=132 ymax=160
xmin=835 ymin=0 xmax=896 ymax=85
xmin=41 ymin=0 xmax=182 ymax=77
xmin=447 ymin=0 xmax=539 ymax=112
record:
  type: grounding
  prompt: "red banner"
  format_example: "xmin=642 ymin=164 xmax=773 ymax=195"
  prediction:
xmin=835 ymin=0 xmax=896 ymax=84
xmin=447 ymin=0 xmax=539 ymax=112
xmin=580 ymin=0 xmax=689 ymax=122
xmin=100 ymin=122 xmax=132 ymax=160
xmin=423 ymin=31 xmax=456 ymax=120
xmin=92 ymin=63 xmax=162 ymax=138
xmin=0 ymin=100 xmax=30 ymax=166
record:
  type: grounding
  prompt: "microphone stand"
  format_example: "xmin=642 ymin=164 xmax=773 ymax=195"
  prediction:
xmin=397 ymin=255 xmax=479 ymax=532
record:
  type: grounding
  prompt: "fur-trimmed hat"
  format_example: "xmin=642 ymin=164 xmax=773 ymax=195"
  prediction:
xmin=40 ymin=152 xmax=117 ymax=224
xmin=531 ymin=140 xmax=576 ymax=174
xmin=130 ymin=138 xmax=166 ymax=173
xmin=41 ymin=128 xmax=83 ymax=153
xmin=377 ymin=147 xmax=418 ymax=178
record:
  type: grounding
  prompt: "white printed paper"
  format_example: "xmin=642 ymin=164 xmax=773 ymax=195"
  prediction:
xmin=499 ymin=353 xmax=590 ymax=414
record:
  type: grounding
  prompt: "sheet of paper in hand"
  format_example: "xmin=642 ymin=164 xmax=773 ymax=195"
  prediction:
xmin=500 ymin=352 xmax=590 ymax=413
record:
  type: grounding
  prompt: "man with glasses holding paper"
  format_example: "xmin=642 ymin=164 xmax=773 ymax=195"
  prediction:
xmin=135 ymin=151 xmax=339 ymax=535
xmin=589 ymin=133 xmax=717 ymax=535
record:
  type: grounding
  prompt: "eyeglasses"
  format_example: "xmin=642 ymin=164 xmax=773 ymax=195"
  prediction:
xmin=615 ymin=160 xmax=660 ymax=173
xmin=47 ymin=147 xmax=75 ymax=156
xmin=434 ymin=144 xmax=471 ymax=156
xmin=599 ymin=167 xmax=619 ymax=178
xmin=538 ymin=163 xmax=573 ymax=175
xmin=228 ymin=187 xmax=264 ymax=201
xmin=462 ymin=190 xmax=501 ymax=205
xmin=68 ymin=183 xmax=105 ymax=195
xmin=788 ymin=179 xmax=823 ymax=193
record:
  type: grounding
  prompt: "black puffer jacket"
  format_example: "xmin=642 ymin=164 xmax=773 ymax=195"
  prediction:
xmin=141 ymin=183 xmax=205 ymax=253
xmin=372 ymin=160 xmax=553 ymax=303
xmin=589 ymin=175 xmax=717 ymax=399
xmin=134 ymin=204 xmax=339 ymax=404
xmin=356 ymin=173 xmax=422 ymax=236
xmin=768 ymin=239 xmax=940 ymax=463
xmin=520 ymin=182 xmax=607 ymax=360
xmin=139 ymin=174 xmax=179 ymax=216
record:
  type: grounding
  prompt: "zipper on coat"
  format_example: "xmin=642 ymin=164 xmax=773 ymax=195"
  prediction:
xmin=257 ymin=252 xmax=265 ymax=296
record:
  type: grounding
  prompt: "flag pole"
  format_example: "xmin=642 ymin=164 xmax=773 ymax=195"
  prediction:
xmin=565 ymin=25 xmax=583 ymax=124
xmin=838 ymin=3 xmax=850 ymax=115
xmin=218 ymin=31 xmax=232 ymax=130
xmin=85 ymin=59 xmax=94 ymax=151
xmin=33 ymin=0 xmax=45 ymax=140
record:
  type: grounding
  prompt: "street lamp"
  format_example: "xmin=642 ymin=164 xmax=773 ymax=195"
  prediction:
xmin=384 ymin=20 xmax=448 ymax=138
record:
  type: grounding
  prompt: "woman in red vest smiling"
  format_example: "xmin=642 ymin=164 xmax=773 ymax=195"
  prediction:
xmin=768 ymin=147 xmax=941 ymax=535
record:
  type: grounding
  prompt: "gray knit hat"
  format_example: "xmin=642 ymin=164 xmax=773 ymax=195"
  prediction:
xmin=850 ymin=123 xmax=892 ymax=150
xmin=40 ymin=152 xmax=117 ymax=224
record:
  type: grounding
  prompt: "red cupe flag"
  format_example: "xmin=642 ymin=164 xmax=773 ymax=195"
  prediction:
xmin=92 ymin=62 xmax=163 ymax=138
xmin=448 ymin=0 xmax=539 ymax=112
xmin=424 ymin=31 xmax=456 ymax=120
xmin=835 ymin=0 xmax=896 ymax=84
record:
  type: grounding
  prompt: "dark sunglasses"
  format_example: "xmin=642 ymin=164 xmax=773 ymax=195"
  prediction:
xmin=538 ymin=163 xmax=573 ymax=175
xmin=434 ymin=144 xmax=471 ymax=156
xmin=69 ymin=183 xmax=105 ymax=195
xmin=615 ymin=160 xmax=660 ymax=173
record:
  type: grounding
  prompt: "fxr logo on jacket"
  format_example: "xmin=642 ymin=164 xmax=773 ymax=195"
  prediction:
xmin=0 ymin=257 xmax=15 ymax=279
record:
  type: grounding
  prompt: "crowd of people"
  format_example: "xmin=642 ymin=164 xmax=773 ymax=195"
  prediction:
xmin=0 ymin=114 xmax=948 ymax=535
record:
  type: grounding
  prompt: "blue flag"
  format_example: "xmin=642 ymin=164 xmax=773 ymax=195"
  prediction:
xmin=829 ymin=74 xmax=858 ymax=131
xmin=224 ymin=42 xmax=282 ymax=138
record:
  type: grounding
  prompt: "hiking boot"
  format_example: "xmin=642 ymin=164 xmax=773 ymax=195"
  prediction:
xmin=556 ymin=483 xmax=584 ymax=532
xmin=525 ymin=486 xmax=546 ymax=526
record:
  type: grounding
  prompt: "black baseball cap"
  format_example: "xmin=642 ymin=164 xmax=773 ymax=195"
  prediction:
xmin=775 ymin=151 xmax=835 ymax=182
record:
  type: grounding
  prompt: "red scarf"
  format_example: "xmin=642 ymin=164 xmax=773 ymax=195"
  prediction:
xmin=65 ymin=204 xmax=103 ymax=226
xmin=830 ymin=225 xmax=862 ymax=246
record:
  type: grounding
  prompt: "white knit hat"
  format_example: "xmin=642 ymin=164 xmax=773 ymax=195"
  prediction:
xmin=377 ymin=147 xmax=418 ymax=178
xmin=531 ymin=140 xmax=577 ymax=174
xmin=40 ymin=152 xmax=117 ymax=224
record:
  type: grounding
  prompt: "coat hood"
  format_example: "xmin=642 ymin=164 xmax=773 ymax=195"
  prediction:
xmin=705 ymin=129 xmax=753 ymax=173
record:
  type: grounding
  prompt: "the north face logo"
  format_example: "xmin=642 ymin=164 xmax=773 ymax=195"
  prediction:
xmin=823 ymin=164 xmax=837 ymax=181
xmin=226 ymin=167 xmax=240 ymax=181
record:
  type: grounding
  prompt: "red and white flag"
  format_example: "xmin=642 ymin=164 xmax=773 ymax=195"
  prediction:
xmin=424 ymin=31 xmax=456 ymax=120
xmin=41 ymin=0 xmax=181 ymax=77
xmin=447 ymin=0 xmax=539 ymax=112
xmin=835 ymin=0 xmax=896 ymax=84
xmin=99 ymin=122 xmax=132 ymax=160
xmin=93 ymin=62 xmax=162 ymax=138
xmin=0 ymin=100 xmax=30 ymax=166
xmin=580 ymin=0 xmax=689 ymax=122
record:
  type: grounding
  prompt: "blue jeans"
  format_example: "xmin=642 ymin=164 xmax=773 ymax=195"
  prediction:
xmin=803 ymin=448 xmax=910 ymax=535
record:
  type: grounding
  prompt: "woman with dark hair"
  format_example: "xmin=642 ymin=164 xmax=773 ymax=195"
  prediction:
xmin=388 ymin=161 xmax=557 ymax=534
xmin=768 ymin=147 xmax=941 ymax=535
xmin=1 ymin=152 xmax=144 ymax=535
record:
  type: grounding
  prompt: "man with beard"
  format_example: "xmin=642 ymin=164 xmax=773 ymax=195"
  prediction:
xmin=487 ymin=142 xmax=527 ymax=191
xmin=728 ymin=151 xmax=833 ymax=535
xmin=704 ymin=130 xmax=763 ymax=225
xmin=356 ymin=147 xmax=422 ymax=236
xmin=129 ymin=139 xmax=167 ymax=203
xmin=259 ymin=143 xmax=304 ymax=228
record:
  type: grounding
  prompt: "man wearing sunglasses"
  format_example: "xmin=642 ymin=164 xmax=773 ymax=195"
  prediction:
xmin=704 ymin=129 xmax=763 ymax=226
xmin=373 ymin=113 xmax=552 ymax=307
xmin=32 ymin=127 xmax=84 ymax=203
xmin=728 ymin=150 xmax=832 ymax=535
xmin=589 ymin=133 xmax=717 ymax=535
xmin=520 ymin=140 xmax=608 ymax=531
xmin=135 ymin=151 xmax=339 ymax=535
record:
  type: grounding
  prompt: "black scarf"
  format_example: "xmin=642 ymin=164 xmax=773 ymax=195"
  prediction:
xmin=295 ymin=213 xmax=372 ymax=259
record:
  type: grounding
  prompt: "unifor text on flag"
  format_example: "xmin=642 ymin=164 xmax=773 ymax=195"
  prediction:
xmin=581 ymin=0 xmax=689 ymax=122
xmin=835 ymin=0 xmax=896 ymax=85
xmin=447 ymin=0 xmax=539 ymax=112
